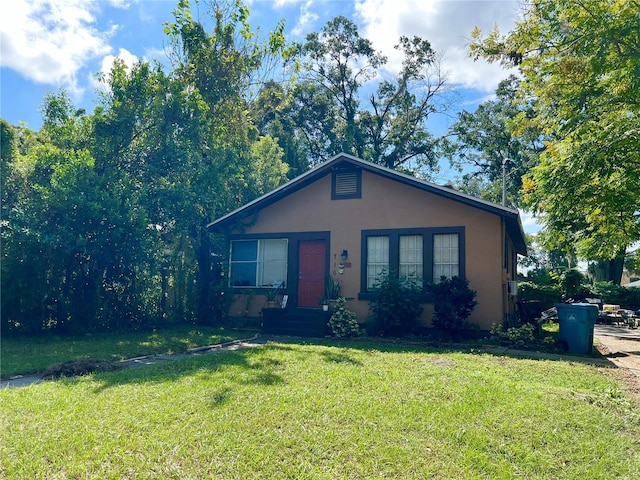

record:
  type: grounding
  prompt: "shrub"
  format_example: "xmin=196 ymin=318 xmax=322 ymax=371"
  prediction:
xmin=368 ymin=272 xmax=423 ymax=336
xmin=328 ymin=297 xmax=362 ymax=337
xmin=427 ymin=276 xmax=477 ymax=333
xmin=560 ymin=268 xmax=591 ymax=300
xmin=490 ymin=322 xmax=561 ymax=351
xmin=517 ymin=281 xmax=562 ymax=310
xmin=591 ymin=282 xmax=640 ymax=309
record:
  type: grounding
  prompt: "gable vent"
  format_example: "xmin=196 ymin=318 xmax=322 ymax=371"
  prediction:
xmin=335 ymin=172 xmax=358 ymax=195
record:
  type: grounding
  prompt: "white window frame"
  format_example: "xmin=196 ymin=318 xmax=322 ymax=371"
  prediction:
xmin=366 ymin=236 xmax=389 ymax=289
xmin=229 ymin=239 xmax=288 ymax=288
xmin=361 ymin=228 xmax=464 ymax=294
xmin=433 ymin=233 xmax=459 ymax=282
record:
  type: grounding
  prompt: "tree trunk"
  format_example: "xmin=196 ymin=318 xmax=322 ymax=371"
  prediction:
xmin=592 ymin=248 xmax=626 ymax=285
xmin=196 ymin=226 xmax=214 ymax=324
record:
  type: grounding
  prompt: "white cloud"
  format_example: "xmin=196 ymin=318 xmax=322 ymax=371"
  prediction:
xmin=290 ymin=1 xmax=319 ymax=37
xmin=272 ymin=0 xmax=302 ymax=7
xmin=89 ymin=47 xmax=139 ymax=92
xmin=0 ymin=0 xmax=127 ymax=96
xmin=354 ymin=0 xmax=519 ymax=93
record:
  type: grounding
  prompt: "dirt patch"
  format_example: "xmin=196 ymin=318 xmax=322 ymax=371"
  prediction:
xmin=42 ymin=359 xmax=127 ymax=380
xmin=429 ymin=357 xmax=457 ymax=369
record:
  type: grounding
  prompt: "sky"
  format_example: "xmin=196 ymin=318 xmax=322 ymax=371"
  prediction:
xmin=0 ymin=0 xmax=538 ymax=231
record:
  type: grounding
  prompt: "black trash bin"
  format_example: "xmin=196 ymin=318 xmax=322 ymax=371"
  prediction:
xmin=555 ymin=303 xmax=599 ymax=354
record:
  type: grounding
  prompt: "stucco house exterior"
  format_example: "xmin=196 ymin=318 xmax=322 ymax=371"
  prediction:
xmin=208 ymin=153 xmax=527 ymax=335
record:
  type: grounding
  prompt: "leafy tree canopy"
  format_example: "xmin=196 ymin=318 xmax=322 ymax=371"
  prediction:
xmin=470 ymin=0 xmax=640 ymax=283
xmin=445 ymin=75 xmax=544 ymax=207
xmin=283 ymin=16 xmax=452 ymax=175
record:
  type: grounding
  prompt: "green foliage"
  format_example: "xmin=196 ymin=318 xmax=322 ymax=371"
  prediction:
xmin=625 ymin=250 xmax=640 ymax=277
xmin=328 ymin=297 xmax=362 ymax=338
xmin=368 ymin=272 xmax=423 ymax=336
xmin=285 ymin=15 xmax=446 ymax=174
xmin=1 ymin=1 xmax=293 ymax=336
xmin=591 ymin=282 xmax=640 ymax=310
xmin=445 ymin=75 xmax=544 ymax=208
xmin=519 ymin=232 xmax=572 ymax=279
xmin=325 ymin=276 xmax=341 ymax=299
xmin=472 ymin=1 xmax=640 ymax=270
xmin=427 ymin=276 xmax=477 ymax=333
xmin=489 ymin=322 xmax=562 ymax=351
xmin=517 ymin=282 xmax=562 ymax=310
xmin=490 ymin=322 xmax=536 ymax=343
xmin=559 ymin=269 xmax=591 ymax=300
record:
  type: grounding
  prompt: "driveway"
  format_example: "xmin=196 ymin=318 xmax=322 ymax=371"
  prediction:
xmin=593 ymin=324 xmax=640 ymax=379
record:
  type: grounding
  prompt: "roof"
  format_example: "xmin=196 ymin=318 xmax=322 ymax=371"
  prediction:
xmin=208 ymin=153 xmax=528 ymax=255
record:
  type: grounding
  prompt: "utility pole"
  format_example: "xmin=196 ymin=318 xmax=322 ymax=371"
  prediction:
xmin=502 ymin=156 xmax=507 ymax=206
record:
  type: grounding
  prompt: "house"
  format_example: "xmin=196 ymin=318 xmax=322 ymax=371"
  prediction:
xmin=207 ymin=153 xmax=527 ymax=335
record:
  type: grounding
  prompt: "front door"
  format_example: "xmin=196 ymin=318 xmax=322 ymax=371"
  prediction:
xmin=298 ymin=240 xmax=326 ymax=308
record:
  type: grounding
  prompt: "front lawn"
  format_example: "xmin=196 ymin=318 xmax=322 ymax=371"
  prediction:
xmin=1 ymin=339 xmax=639 ymax=479
xmin=0 ymin=325 xmax=257 ymax=378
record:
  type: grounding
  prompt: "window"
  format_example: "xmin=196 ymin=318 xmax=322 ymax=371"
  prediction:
xmin=361 ymin=228 xmax=464 ymax=294
xmin=433 ymin=233 xmax=459 ymax=282
xmin=332 ymin=169 xmax=362 ymax=199
xmin=230 ymin=239 xmax=287 ymax=287
xmin=366 ymin=236 xmax=389 ymax=289
xmin=400 ymin=235 xmax=423 ymax=285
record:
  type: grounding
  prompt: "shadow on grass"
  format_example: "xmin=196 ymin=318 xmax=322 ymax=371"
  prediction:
xmin=87 ymin=342 xmax=304 ymax=394
xmin=294 ymin=335 xmax=621 ymax=370
xmin=67 ymin=334 xmax=621 ymax=398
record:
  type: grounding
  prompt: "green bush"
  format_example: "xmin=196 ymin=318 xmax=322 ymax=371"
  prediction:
xmin=328 ymin=297 xmax=362 ymax=338
xmin=592 ymin=282 xmax=640 ymax=309
xmin=427 ymin=276 xmax=477 ymax=333
xmin=560 ymin=268 xmax=591 ymax=300
xmin=518 ymin=282 xmax=562 ymax=310
xmin=368 ymin=272 xmax=423 ymax=336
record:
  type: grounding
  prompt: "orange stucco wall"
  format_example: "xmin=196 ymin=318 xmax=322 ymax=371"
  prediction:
xmin=228 ymin=170 xmax=508 ymax=330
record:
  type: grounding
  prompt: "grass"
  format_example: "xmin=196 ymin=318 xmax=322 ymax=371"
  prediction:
xmin=0 ymin=325 xmax=258 ymax=378
xmin=1 ymin=338 xmax=639 ymax=479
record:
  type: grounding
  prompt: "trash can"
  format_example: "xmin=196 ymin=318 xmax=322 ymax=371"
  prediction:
xmin=555 ymin=303 xmax=599 ymax=354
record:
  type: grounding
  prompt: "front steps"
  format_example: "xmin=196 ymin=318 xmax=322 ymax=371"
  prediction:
xmin=261 ymin=308 xmax=331 ymax=337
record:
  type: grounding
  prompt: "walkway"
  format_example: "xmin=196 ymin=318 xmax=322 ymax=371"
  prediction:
xmin=1 ymin=335 xmax=267 ymax=389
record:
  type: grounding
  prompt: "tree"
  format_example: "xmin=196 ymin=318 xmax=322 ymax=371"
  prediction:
xmin=470 ymin=0 xmax=640 ymax=283
xmin=519 ymin=232 xmax=572 ymax=280
xmin=161 ymin=0 xmax=290 ymax=321
xmin=2 ymin=93 xmax=152 ymax=334
xmin=2 ymin=0 xmax=292 ymax=334
xmin=285 ymin=16 xmax=451 ymax=174
xmin=445 ymin=75 xmax=544 ymax=207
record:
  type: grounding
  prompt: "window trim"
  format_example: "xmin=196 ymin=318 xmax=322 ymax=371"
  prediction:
xmin=229 ymin=238 xmax=288 ymax=288
xmin=227 ymin=231 xmax=331 ymax=306
xmin=359 ymin=227 xmax=465 ymax=300
xmin=331 ymin=168 xmax=362 ymax=200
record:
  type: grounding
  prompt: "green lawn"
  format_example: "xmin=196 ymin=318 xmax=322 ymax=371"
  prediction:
xmin=0 ymin=325 xmax=258 ymax=378
xmin=1 ymin=338 xmax=639 ymax=479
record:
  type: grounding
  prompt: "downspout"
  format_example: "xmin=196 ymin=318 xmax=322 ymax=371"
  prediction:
xmin=501 ymin=216 xmax=509 ymax=328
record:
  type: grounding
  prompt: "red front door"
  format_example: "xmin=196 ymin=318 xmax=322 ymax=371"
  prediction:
xmin=298 ymin=240 xmax=326 ymax=307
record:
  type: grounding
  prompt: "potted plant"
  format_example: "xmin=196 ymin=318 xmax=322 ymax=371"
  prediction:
xmin=320 ymin=298 xmax=330 ymax=311
xmin=263 ymin=282 xmax=284 ymax=309
xmin=326 ymin=276 xmax=342 ymax=310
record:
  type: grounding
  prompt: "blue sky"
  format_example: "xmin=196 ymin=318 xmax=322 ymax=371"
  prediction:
xmin=0 ymin=0 xmax=538 ymax=231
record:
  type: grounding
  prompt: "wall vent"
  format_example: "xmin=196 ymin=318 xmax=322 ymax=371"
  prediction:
xmin=332 ymin=169 xmax=361 ymax=199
